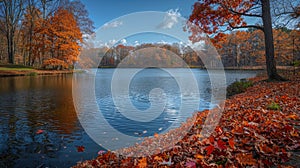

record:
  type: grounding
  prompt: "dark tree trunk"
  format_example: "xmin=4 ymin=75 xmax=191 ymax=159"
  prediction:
xmin=261 ymin=0 xmax=285 ymax=80
xmin=7 ymin=29 xmax=15 ymax=64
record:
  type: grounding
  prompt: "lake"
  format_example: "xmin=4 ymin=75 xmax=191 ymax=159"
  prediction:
xmin=0 ymin=69 xmax=259 ymax=167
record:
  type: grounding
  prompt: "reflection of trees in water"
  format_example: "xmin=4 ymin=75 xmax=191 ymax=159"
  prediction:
xmin=0 ymin=75 xmax=81 ymax=167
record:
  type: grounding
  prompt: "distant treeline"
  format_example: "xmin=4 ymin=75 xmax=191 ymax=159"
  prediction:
xmin=79 ymin=28 xmax=300 ymax=68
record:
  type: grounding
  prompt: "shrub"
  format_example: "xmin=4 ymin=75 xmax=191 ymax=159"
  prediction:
xmin=226 ymin=79 xmax=253 ymax=98
xmin=42 ymin=58 xmax=69 ymax=70
xmin=267 ymin=101 xmax=281 ymax=110
xmin=27 ymin=72 xmax=37 ymax=76
xmin=291 ymin=60 xmax=300 ymax=67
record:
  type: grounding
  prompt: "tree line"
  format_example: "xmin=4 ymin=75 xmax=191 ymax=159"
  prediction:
xmin=0 ymin=0 xmax=94 ymax=69
xmin=78 ymin=27 xmax=299 ymax=69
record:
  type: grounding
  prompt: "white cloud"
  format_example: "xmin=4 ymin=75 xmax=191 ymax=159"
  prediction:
xmin=158 ymin=9 xmax=181 ymax=29
xmin=158 ymin=40 xmax=168 ymax=44
xmin=93 ymin=39 xmax=117 ymax=48
xmin=102 ymin=21 xmax=123 ymax=29
xmin=106 ymin=39 xmax=117 ymax=47
xmin=120 ymin=39 xmax=127 ymax=45
xmin=187 ymin=40 xmax=205 ymax=51
xmin=134 ymin=40 xmax=140 ymax=46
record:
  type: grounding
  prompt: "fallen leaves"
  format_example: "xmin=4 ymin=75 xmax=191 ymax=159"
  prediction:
xmin=73 ymin=78 xmax=300 ymax=168
xmin=76 ymin=146 xmax=85 ymax=153
xmin=205 ymin=145 xmax=215 ymax=156
xmin=236 ymin=153 xmax=257 ymax=166
xmin=36 ymin=129 xmax=44 ymax=134
xmin=137 ymin=157 xmax=147 ymax=168
xmin=228 ymin=138 xmax=235 ymax=149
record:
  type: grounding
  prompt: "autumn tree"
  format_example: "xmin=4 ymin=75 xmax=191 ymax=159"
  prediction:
xmin=44 ymin=8 xmax=82 ymax=68
xmin=0 ymin=0 xmax=25 ymax=64
xmin=189 ymin=0 xmax=299 ymax=80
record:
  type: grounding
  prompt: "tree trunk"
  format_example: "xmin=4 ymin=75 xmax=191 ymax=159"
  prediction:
xmin=7 ymin=29 xmax=15 ymax=64
xmin=261 ymin=0 xmax=285 ymax=80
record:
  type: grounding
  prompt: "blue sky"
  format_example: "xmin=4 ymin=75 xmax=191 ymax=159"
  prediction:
xmin=81 ymin=0 xmax=197 ymax=28
xmin=80 ymin=0 xmax=200 ymax=46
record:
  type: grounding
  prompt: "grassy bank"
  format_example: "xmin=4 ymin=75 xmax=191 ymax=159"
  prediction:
xmin=0 ymin=64 xmax=73 ymax=77
xmin=73 ymin=74 xmax=300 ymax=168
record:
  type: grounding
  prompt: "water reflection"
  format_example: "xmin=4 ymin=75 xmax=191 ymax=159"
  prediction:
xmin=0 ymin=75 xmax=100 ymax=168
xmin=0 ymin=69 xmax=259 ymax=167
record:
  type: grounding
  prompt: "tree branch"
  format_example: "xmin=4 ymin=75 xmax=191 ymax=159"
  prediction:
xmin=228 ymin=22 xmax=264 ymax=31
xmin=228 ymin=8 xmax=262 ymax=17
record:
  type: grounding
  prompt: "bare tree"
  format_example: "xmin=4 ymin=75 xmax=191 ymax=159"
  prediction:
xmin=61 ymin=0 xmax=95 ymax=35
xmin=0 ymin=0 xmax=24 ymax=64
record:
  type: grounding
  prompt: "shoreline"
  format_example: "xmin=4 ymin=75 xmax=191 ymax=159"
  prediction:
xmin=73 ymin=74 xmax=300 ymax=167
xmin=0 ymin=69 xmax=74 ymax=77
xmin=0 ymin=66 xmax=297 ymax=77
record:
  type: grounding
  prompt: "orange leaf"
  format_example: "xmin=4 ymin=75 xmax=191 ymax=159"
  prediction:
xmin=236 ymin=153 xmax=257 ymax=166
xmin=287 ymin=114 xmax=299 ymax=120
xmin=195 ymin=154 xmax=204 ymax=159
xmin=229 ymin=138 xmax=235 ymax=149
xmin=36 ymin=129 xmax=44 ymax=134
xmin=138 ymin=157 xmax=147 ymax=168
xmin=153 ymin=156 xmax=163 ymax=161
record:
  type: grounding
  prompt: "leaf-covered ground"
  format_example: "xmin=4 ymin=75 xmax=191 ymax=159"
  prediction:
xmin=74 ymin=76 xmax=300 ymax=168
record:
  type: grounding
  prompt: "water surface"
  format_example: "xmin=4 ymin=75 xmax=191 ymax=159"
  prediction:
xmin=0 ymin=69 xmax=259 ymax=167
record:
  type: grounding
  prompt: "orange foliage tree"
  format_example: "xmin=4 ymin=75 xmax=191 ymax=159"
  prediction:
xmin=188 ymin=0 xmax=298 ymax=80
xmin=49 ymin=9 xmax=82 ymax=65
xmin=27 ymin=8 xmax=82 ymax=69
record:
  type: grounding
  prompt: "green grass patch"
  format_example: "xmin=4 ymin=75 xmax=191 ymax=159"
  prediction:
xmin=226 ymin=79 xmax=253 ymax=98
xmin=0 ymin=64 xmax=34 ymax=71
xmin=267 ymin=101 xmax=281 ymax=110
xmin=26 ymin=72 xmax=38 ymax=76
xmin=291 ymin=60 xmax=300 ymax=67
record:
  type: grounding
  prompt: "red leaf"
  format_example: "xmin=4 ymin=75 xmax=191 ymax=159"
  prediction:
xmin=215 ymin=126 xmax=223 ymax=135
xmin=209 ymin=136 xmax=214 ymax=144
xmin=217 ymin=139 xmax=227 ymax=150
xmin=36 ymin=129 xmax=44 ymax=134
xmin=205 ymin=145 xmax=215 ymax=155
xmin=76 ymin=145 xmax=85 ymax=152
xmin=228 ymin=138 xmax=235 ymax=149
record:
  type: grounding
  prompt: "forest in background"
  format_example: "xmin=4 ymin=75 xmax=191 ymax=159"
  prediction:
xmin=0 ymin=0 xmax=299 ymax=70
xmin=0 ymin=0 xmax=94 ymax=69
xmin=79 ymin=27 xmax=300 ymax=69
